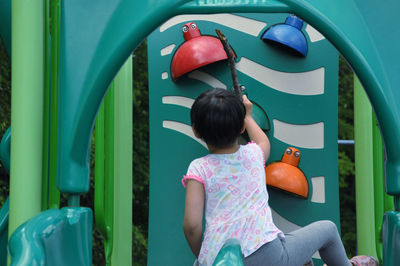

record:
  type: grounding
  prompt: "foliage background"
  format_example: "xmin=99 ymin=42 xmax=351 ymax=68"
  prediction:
xmin=0 ymin=39 xmax=11 ymax=207
xmin=0 ymin=38 xmax=357 ymax=264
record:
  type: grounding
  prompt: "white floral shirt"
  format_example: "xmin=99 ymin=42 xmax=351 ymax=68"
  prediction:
xmin=182 ymin=142 xmax=283 ymax=265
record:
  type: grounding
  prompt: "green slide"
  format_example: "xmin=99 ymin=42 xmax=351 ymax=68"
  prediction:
xmin=0 ymin=128 xmax=93 ymax=266
xmin=9 ymin=207 xmax=92 ymax=265
xmin=0 ymin=128 xmax=93 ymax=265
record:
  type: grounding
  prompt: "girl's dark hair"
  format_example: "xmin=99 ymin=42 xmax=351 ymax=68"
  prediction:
xmin=191 ymin=88 xmax=246 ymax=148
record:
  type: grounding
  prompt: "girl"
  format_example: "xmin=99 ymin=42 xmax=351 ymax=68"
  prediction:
xmin=182 ymin=88 xmax=377 ymax=266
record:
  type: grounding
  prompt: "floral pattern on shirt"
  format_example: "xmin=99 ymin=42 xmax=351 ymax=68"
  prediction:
xmin=182 ymin=143 xmax=283 ymax=265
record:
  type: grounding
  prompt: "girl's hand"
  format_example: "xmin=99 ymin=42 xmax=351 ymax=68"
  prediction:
xmin=243 ymin=95 xmax=271 ymax=160
xmin=243 ymin=95 xmax=253 ymax=118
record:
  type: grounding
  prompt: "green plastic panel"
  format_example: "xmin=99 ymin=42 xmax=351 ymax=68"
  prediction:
xmin=95 ymin=57 xmax=133 ymax=265
xmin=9 ymin=0 xmax=44 ymax=241
xmin=277 ymin=0 xmax=400 ymax=196
xmin=111 ymin=55 xmax=133 ymax=266
xmin=148 ymin=13 xmax=337 ymax=265
xmin=57 ymin=0 xmax=188 ymax=193
xmin=9 ymin=207 xmax=92 ymax=266
xmin=47 ymin=0 xmax=61 ymax=210
xmin=354 ymin=77 xmax=378 ymax=257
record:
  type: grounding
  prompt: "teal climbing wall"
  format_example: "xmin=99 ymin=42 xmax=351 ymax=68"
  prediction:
xmin=148 ymin=13 xmax=338 ymax=265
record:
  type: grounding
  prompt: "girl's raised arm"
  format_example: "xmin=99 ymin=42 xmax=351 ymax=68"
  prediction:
xmin=243 ymin=95 xmax=271 ymax=160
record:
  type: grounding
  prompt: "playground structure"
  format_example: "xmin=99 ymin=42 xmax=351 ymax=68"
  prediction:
xmin=148 ymin=13 xmax=339 ymax=265
xmin=0 ymin=0 xmax=399 ymax=265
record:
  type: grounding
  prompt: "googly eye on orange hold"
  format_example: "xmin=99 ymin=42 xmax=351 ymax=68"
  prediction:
xmin=265 ymin=147 xmax=308 ymax=199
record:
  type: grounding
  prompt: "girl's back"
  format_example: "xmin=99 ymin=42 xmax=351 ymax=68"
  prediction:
xmin=184 ymin=142 xmax=281 ymax=265
xmin=184 ymin=89 xmax=377 ymax=266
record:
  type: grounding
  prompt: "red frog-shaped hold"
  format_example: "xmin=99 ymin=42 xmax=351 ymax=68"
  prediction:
xmin=171 ymin=22 xmax=228 ymax=81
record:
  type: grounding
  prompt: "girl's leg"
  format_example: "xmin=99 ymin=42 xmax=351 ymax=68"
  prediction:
xmin=245 ymin=220 xmax=351 ymax=266
xmin=244 ymin=237 xmax=285 ymax=266
xmin=284 ymin=220 xmax=351 ymax=266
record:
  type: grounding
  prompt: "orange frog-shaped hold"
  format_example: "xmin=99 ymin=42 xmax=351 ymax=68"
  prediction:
xmin=265 ymin=147 xmax=309 ymax=199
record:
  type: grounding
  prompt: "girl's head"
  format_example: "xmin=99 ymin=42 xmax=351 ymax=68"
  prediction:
xmin=191 ymin=88 xmax=246 ymax=148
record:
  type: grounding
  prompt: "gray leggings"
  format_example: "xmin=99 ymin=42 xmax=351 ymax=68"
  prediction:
xmin=244 ymin=220 xmax=352 ymax=266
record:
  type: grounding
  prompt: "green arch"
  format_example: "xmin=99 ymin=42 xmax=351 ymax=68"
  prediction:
xmin=57 ymin=0 xmax=400 ymax=196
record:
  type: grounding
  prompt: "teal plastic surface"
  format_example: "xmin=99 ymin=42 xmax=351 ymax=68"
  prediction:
xmin=252 ymin=103 xmax=270 ymax=132
xmin=0 ymin=198 xmax=8 ymax=266
xmin=57 ymin=0 xmax=400 ymax=196
xmin=57 ymin=1 xmax=400 ymax=264
xmin=0 ymin=0 xmax=11 ymax=57
xmin=9 ymin=207 xmax=92 ymax=266
xmin=0 ymin=129 xmax=10 ymax=266
xmin=382 ymin=211 xmax=400 ymax=266
xmin=279 ymin=0 xmax=400 ymax=196
xmin=57 ymin=0 xmax=179 ymax=193
xmin=213 ymin=239 xmax=244 ymax=266
xmin=0 ymin=127 xmax=11 ymax=172
xmin=148 ymin=13 xmax=337 ymax=266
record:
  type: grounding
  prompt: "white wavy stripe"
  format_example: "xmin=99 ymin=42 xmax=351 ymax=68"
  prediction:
xmin=271 ymin=209 xmax=321 ymax=259
xmin=162 ymin=121 xmax=207 ymax=149
xmin=236 ymin=57 xmax=325 ymax=96
xmin=273 ymin=119 xmax=324 ymax=149
xmin=311 ymin=176 xmax=325 ymax=203
xmin=161 ymin=44 xmax=176 ymax=56
xmin=162 ymin=96 xmax=194 ymax=109
xmin=188 ymin=70 xmax=227 ymax=89
xmin=305 ymin=24 xmax=325 ymax=42
xmin=160 ymin=14 xmax=267 ymax=37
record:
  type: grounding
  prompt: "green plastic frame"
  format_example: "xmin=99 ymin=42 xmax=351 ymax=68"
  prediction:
xmin=57 ymin=0 xmax=400 ymax=197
